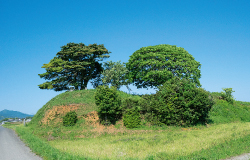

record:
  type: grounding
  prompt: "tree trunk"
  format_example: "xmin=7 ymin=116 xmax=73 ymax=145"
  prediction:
xmin=80 ymin=79 xmax=89 ymax=90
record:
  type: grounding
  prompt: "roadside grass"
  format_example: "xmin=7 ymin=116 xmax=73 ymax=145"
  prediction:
xmin=6 ymin=122 xmax=250 ymax=160
xmin=176 ymin=133 xmax=250 ymax=160
xmin=1 ymin=122 xmax=22 ymax=128
xmin=3 ymin=124 xmax=92 ymax=160
xmin=48 ymin=122 xmax=250 ymax=159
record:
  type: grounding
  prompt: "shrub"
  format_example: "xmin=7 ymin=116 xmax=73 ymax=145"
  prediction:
xmin=210 ymin=88 xmax=235 ymax=104
xmin=122 ymin=97 xmax=141 ymax=128
xmin=95 ymin=85 xmax=122 ymax=124
xmin=63 ymin=111 xmax=78 ymax=126
xmin=221 ymin=88 xmax=235 ymax=104
xmin=123 ymin=108 xmax=141 ymax=128
xmin=140 ymin=77 xmax=214 ymax=126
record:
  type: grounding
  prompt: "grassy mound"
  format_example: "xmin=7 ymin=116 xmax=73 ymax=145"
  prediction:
xmin=6 ymin=89 xmax=250 ymax=159
xmin=30 ymin=89 xmax=97 ymax=127
xmin=30 ymin=89 xmax=140 ymax=128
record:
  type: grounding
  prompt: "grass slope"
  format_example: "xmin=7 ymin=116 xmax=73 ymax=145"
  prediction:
xmin=30 ymin=89 xmax=139 ymax=127
xmin=8 ymin=89 xmax=250 ymax=160
xmin=30 ymin=89 xmax=97 ymax=126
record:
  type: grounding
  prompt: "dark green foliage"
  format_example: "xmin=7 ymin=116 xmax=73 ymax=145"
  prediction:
xmin=63 ymin=111 xmax=78 ymax=126
xmin=95 ymin=85 xmax=122 ymax=124
xmin=122 ymin=97 xmax=141 ymax=128
xmin=38 ymin=43 xmax=110 ymax=91
xmin=126 ymin=44 xmax=201 ymax=88
xmin=123 ymin=108 xmax=141 ymax=128
xmin=140 ymin=78 xmax=214 ymax=126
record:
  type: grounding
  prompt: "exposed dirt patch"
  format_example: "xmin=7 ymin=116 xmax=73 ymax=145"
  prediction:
xmin=41 ymin=104 xmax=80 ymax=125
xmin=41 ymin=108 xmax=169 ymax=139
xmin=79 ymin=111 xmax=165 ymax=137
xmin=84 ymin=111 xmax=120 ymax=134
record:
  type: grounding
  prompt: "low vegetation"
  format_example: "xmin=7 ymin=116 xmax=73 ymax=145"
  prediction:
xmin=4 ymin=88 xmax=250 ymax=160
xmin=62 ymin=111 xmax=78 ymax=127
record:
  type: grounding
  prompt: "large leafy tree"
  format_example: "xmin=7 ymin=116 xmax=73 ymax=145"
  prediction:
xmin=38 ymin=43 xmax=110 ymax=91
xmin=126 ymin=44 xmax=201 ymax=88
xmin=101 ymin=61 xmax=130 ymax=90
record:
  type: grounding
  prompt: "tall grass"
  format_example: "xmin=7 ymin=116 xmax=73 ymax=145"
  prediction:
xmin=49 ymin=122 xmax=250 ymax=159
xmin=176 ymin=133 xmax=250 ymax=160
xmin=13 ymin=125 xmax=91 ymax=160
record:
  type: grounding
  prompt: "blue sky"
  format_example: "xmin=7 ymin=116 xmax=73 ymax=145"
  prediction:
xmin=0 ymin=0 xmax=249 ymax=114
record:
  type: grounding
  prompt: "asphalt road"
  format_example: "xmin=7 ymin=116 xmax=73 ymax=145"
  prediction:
xmin=0 ymin=126 xmax=42 ymax=160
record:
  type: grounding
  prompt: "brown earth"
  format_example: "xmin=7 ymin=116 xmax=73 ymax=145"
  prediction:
xmin=41 ymin=105 xmax=199 ymax=139
xmin=41 ymin=104 xmax=80 ymax=125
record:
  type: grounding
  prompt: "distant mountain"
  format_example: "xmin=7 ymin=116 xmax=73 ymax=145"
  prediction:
xmin=0 ymin=109 xmax=34 ymax=120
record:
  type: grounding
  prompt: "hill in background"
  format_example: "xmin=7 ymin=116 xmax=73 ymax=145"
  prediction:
xmin=0 ymin=109 xmax=34 ymax=120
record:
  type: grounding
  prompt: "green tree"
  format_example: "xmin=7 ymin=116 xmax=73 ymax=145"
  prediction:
xmin=126 ymin=44 xmax=201 ymax=88
xmin=140 ymin=77 xmax=214 ymax=126
xmin=221 ymin=88 xmax=235 ymax=104
xmin=38 ymin=43 xmax=110 ymax=91
xmin=101 ymin=61 xmax=130 ymax=90
xmin=95 ymin=85 xmax=122 ymax=124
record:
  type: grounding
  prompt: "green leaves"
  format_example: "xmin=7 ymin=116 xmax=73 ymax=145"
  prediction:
xmin=95 ymin=85 xmax=122 ymax=124
xmin=101 ymin=61 xmax=130 ymax=90
xmin=140 ymin=77 xmax=214 ymax=126
xmin=62 ymin=111 xmax=78 ymax=127
xmin=38 ymin=43 xmax=110 ymax=91
xmin=126 ymin=44 xmax=201 ymax=88
xmin=221 ymin=88 xmax=235 ymax=104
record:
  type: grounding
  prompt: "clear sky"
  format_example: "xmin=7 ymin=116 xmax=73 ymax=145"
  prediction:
xmin=1 ymin=0 xmax=249 ymax=114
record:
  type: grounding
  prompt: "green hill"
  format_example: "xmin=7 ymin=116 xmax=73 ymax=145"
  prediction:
xmin=30 ymin=89 xmax=139 ymax=127
xmin=10 ymin=89 xmax=250 ymax=160
xmin=0 ymin=109 xmax=33 ymax=120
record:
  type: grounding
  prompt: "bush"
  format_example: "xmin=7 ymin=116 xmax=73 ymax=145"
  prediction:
xmin=122 ymin=97 xmax=141 ymax=128
xmin=210 ymin=88 xmax=235 ymax=104
xmin=140 ymin=77 xmax=214 ymax=126
xmin=63 ymin=111 xmax=78 ymax=126
xmin=123 ymin=108 xmax=141 ymax=128
xmin=221 ymin=88 xmax=235 ymax=104
xmin=95 ymin=85 xmax=122 ymax=124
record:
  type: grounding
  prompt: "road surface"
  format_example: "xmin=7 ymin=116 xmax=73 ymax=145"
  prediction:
xmin=0 ymin=126 xmax=42 ymax=160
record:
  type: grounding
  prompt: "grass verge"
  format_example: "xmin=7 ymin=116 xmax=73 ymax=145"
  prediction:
xmin=4 ymin=122 xmax=250 ymax=160
xmin=4 ymin=124 xmax=91 ymax=160
xmin=48 ymin=122 xmax=250 ymax=159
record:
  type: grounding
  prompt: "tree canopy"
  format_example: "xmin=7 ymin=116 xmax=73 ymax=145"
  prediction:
xmin=101 ymin=61 xmax=130 ymax=90
xmin=38 ymin=43 xmax=110 ymax=91
xmin=126 ymin=44 xmax=201 ymax=88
